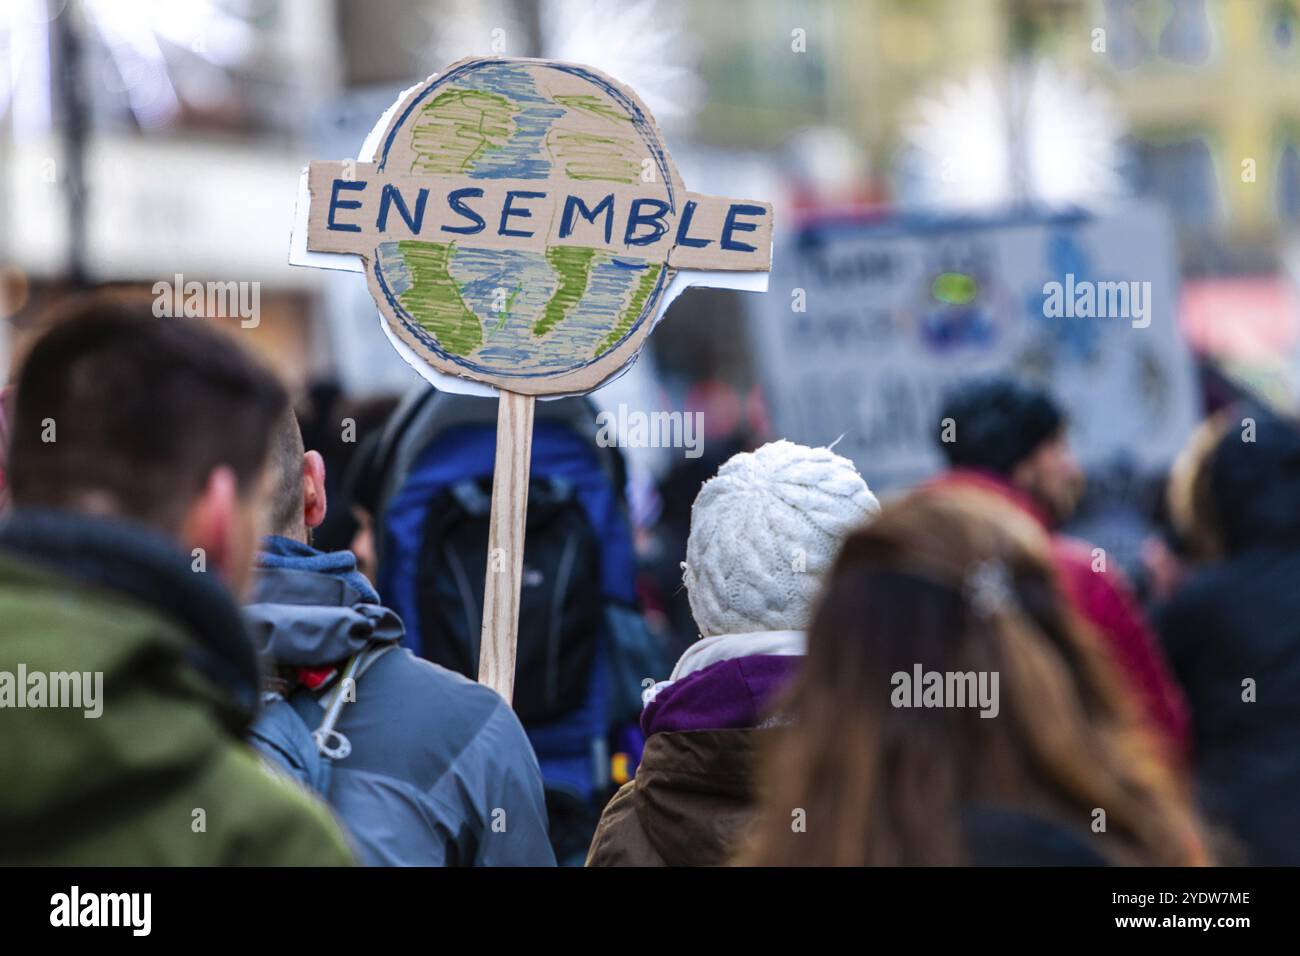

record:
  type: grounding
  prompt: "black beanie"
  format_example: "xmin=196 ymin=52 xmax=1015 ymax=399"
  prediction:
xmin=936 ymin=377 xmax=1065 ymax=476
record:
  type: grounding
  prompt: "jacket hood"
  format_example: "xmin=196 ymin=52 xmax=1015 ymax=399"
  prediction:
xmin=633 ymin=729 xmax=760 ymax=866
xmin=1211 ymin=408 xmax=1300 ymax=553
xmin=0 ymin=508 xmax=261 ymax=831
xmin=245 ymin=537 xmax=405 ymax=668
xmin=0 ymin=506 xmax=260 ymax=716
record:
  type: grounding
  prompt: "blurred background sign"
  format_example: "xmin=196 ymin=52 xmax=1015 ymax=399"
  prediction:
xmin=750 ymin=204 xmax=1200 ymax=491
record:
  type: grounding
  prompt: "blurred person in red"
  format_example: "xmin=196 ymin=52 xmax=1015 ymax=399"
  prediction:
xmin=930 ymin=377 xmax=1190 ymax=761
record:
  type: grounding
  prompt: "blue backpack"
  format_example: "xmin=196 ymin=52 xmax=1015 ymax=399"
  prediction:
xmin=363 ymin=388 xmax=665 ymax=860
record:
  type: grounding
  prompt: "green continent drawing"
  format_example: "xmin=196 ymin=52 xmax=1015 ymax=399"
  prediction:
xmin=409 ymin=88 xmax=516 ymax=174
xmin=546 ymin=93 xmax=641 ymax=183
xmin=534 ymin=246 xmax=598 ymax=336
xmin=552 ymin=93 xmax=633 ymax=124
xmin=595 ymin=263 xmax=663 ymax=356
xmin=547 ymin=131 xmax=642 ymax=183
xmin=395 ymin=240 xmax=482 ymax=356
xmin=495 ymin=284 xmax=523 ymax=331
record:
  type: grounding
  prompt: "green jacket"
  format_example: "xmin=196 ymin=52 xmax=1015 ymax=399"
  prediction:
xmin=0 ymin=509 xmax=354 ymax=865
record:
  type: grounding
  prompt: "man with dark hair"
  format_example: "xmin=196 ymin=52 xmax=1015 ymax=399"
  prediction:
xmin=0 ymin=295 xmax=353 ymax=865
xmin=245 ymin=408 xmax=555 ymax=866
xmin=936 ymin=378 xmax=1083 ymax=524
xmin=932 ymin=376 xmax=1190 ymax=760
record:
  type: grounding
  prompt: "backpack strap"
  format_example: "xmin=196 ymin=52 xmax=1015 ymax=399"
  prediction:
xmin=287 ymin=643 xmax=399 ymax=762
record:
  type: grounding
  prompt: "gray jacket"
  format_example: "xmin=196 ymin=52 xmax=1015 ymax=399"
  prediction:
xmin=245 ymin=543 xmax=555 ymax=866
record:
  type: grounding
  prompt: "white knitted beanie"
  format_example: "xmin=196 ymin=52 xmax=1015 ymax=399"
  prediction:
xmin=682 ymin=439 xmax=880 ymax=638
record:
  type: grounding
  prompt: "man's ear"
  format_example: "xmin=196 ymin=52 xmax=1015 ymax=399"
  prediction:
xmin=303 ymin=449 xmax=327 ymax=531
xmin=182 ymin=465 xmax=238 ymax=580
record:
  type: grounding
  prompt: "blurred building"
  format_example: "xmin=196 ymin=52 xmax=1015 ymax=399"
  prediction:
xmin=3 ymin=0 xmax=1300 ymax=400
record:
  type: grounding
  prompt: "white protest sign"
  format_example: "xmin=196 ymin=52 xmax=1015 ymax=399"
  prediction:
xmin=750 ymin=204 xmax=1197 ymax=491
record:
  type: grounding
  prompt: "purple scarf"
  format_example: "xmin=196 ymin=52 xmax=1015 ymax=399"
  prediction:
xmin=641 ymin=654 xmax=801 ymax=736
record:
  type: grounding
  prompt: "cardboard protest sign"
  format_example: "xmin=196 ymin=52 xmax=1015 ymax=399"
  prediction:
xmin=749 ymin=204 xmax=1197 ymax=492
xmin=293 ymin=57 xmax=773 ymax=701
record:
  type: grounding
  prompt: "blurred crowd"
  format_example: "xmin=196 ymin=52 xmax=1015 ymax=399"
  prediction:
xmin=1 ymin=290 xmax=1298 ymax=867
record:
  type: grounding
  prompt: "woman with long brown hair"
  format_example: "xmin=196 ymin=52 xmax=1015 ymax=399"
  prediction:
xmin=741 ymin=488 xmax=1208 ymax=866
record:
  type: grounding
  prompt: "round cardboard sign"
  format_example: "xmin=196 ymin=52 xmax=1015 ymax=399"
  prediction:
xmin=306 ymin=57 xmax=772 ymax=395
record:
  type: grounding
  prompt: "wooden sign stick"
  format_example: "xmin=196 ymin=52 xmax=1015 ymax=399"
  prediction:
xmin=477 ymin=388 xmax=536 ymax=703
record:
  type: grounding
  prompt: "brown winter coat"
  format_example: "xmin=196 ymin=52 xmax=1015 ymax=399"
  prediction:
xmin=586 ymin=728 xmax=760 ymax=867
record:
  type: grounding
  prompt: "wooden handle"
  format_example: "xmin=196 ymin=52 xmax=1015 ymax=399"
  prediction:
xmin=477 ymin=388 xmax=536 ymax=703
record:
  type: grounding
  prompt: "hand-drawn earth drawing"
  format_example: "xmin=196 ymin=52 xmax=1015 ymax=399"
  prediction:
xmin=369 ymin=58 xmax=678 ymax=385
